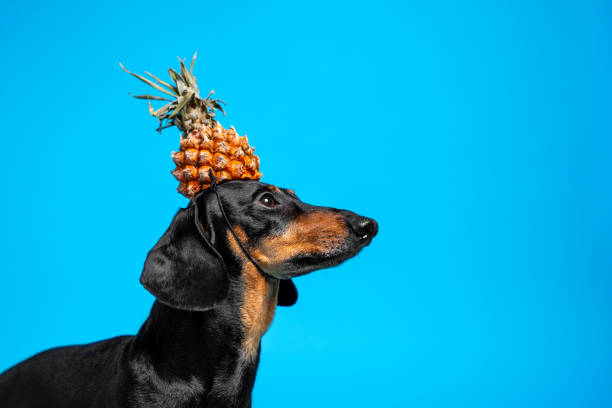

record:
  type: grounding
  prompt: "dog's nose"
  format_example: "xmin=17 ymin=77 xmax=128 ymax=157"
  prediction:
xmin=350 ymin=216 xmax=378 ymax=240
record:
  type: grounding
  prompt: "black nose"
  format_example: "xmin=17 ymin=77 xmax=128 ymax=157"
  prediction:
xmin=350 ymin=216 xmax=378 ymax=240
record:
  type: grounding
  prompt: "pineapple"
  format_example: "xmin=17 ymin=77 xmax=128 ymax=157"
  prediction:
xmin=121 ymin=53 xmax=262 ymax=198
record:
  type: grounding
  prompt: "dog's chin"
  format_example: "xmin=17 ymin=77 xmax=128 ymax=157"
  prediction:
xmin=270 ymin=236 xmax=374 ymax=279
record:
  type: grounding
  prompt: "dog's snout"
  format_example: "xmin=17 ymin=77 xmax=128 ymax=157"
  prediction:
xmin=349 ymin=216 xmax=378 ymax=240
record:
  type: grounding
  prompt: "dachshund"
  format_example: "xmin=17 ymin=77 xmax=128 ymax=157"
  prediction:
xmin=0 ymin=179 xmax=378 ymax=408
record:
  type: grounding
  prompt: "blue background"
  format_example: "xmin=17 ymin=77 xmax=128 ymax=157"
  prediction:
xmin=1 ymin=1 xmax=611 ymax=407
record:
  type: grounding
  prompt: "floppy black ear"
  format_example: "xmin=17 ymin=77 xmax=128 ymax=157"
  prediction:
xmin=141 ymin=203 xmax=229 ymax=311
xmin=278 ymin=279 xmax=298 ymax=306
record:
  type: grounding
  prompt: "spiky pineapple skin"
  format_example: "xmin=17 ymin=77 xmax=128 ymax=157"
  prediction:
xmin=171 ymin=122 xmax=261 ymax=198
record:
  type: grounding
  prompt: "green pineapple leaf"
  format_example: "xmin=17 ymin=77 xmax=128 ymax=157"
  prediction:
xmin=120 ymin=63 xmax=175 ymax=97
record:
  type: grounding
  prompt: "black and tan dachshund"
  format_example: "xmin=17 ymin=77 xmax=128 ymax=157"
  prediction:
xmin=0 ymin=179 xmax=377 ymax=407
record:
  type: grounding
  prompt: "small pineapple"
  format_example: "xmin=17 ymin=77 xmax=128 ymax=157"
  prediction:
xmin=121 ymin=53 xmax=262 ymax=198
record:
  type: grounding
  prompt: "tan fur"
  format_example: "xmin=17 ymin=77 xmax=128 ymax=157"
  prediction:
xmin=227 ymin=211 xmax=347 ymax=359
xmin=267 ymin=185 xmax=281 ymax=192
xmin=240 ymin=263 xmax=278 ymax=358
xmin=254 ymin=211 xmax=348 ymax=265
xmin=228 ymin=228 xmax=279 ymax=360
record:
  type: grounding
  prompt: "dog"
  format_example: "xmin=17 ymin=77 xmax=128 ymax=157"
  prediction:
xmin=0 ymin=179 xmax=377 ymax=407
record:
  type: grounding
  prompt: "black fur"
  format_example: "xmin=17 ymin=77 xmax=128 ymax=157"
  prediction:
xmin=0 ymin=180 xmax=377 ymax=407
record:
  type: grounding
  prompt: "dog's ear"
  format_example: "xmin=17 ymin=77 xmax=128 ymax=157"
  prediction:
xmin=277 ymin=279 xmax=298 ymax=306
xmin=140 ymin=202 xmax=229 ymax=311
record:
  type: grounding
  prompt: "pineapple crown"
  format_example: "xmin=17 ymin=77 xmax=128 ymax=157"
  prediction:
xmin=120 ymin=52 xmax=225 ymax=133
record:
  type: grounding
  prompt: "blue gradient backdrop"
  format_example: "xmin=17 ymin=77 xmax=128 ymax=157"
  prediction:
xmin=1 ymin=1 xmax=611 ymax=407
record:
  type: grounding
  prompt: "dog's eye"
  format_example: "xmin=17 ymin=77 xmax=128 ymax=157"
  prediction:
xmin=259 ymin=193 xmax=278 ymax=208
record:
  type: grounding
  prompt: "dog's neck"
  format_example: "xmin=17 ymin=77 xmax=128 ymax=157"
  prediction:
xmin=129 ymin=265 xmax=279 ymax=408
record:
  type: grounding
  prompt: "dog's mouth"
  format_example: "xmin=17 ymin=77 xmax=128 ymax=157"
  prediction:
xmin=250 ymin=213 xmax=378 ymax=279
xmin=268 ymin=233 xmax=376 ymax=279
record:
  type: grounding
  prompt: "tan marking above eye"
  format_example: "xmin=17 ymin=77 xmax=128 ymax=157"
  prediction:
xmin=267 ymin=185 xmax=281 ymax=192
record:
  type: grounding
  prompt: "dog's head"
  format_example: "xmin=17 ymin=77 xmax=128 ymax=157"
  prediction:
xmin=141 ymin=180 xmax=378 ymax=311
